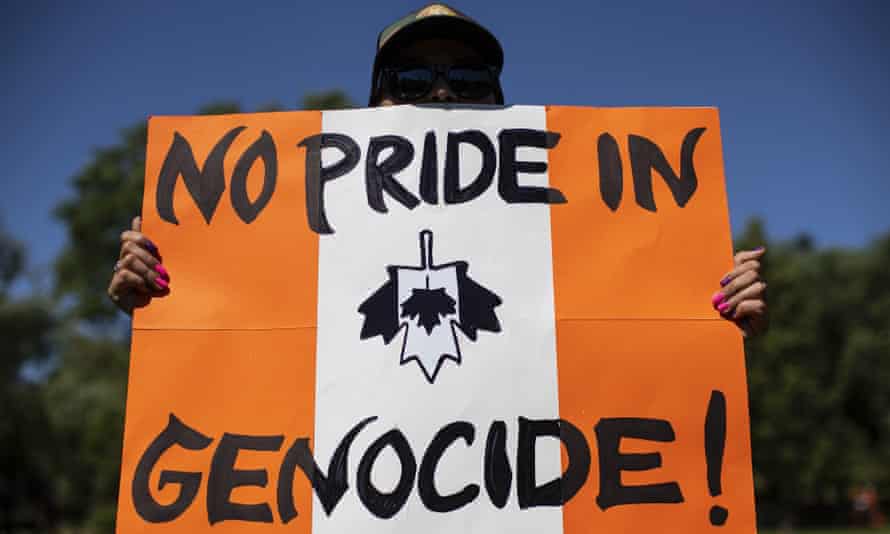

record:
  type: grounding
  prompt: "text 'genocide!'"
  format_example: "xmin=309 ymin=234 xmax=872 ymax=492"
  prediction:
xmin=133 ymin=393 xmax=731 ymax=527
xmin=154 ymin=126 xmax=706 ymax=233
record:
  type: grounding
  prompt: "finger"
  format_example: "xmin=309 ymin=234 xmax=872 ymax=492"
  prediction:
xmin=719 ymin=259 xmax=761 ymax=288
xmin=120 ymin=254 xmax=168 ymax=290
xmin=120 ymin=242 xmax=163 ymax=272
xmin=733 ymin=246 xmax=766 ymax=267
xmin=132 ymin=215 xmax=141 ymax=232
xmin=715 ymin=270 xmax=760 ymax=309
xmin=724 ymin=282 xmax=767 ymax=315
xmin=733 ymin=298 xmax=766 ymax=321
xmin=109 ymin=269 xmax=150 ymax=297
xmin=734 ymin=302 xmax=767 ymax=339
xmin=120 ymin=231 xmax=160 ymax=259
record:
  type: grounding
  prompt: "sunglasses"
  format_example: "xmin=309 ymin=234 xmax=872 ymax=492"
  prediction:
xmin=382 ymin=64 xmax=499 ymax=102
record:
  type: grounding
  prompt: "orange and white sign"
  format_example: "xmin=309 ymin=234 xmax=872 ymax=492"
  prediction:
xmin=117 ymin=105 xmax=756 ymax=533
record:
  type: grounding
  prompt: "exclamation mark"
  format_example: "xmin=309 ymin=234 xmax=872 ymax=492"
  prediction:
xmin=705 ymin=390 xmax=729 ymax=526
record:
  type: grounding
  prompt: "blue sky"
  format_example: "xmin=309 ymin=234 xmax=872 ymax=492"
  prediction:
xmin=2 ymin=1 xmax=888 ymax=277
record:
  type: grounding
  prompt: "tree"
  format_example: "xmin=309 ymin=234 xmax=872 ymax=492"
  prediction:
xmin=0 ymin=229 xmax=56 ymax=531
xmin=43 ymin=92 xmax=355 ymax=532
xmin=301 ymin=89 xmax=354 ymax=110
xmin=41 ymin=335 xmax=130 ymax=531
xmin=739 ymin=219 xmax=890 ymax=527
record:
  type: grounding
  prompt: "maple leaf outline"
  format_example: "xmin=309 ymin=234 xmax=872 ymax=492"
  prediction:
xmin=358 ymin=229 xmax=503 ymax=383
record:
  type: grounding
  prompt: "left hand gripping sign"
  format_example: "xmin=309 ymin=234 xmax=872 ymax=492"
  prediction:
xmin=118 ymin=105 xmax=756 ymax=534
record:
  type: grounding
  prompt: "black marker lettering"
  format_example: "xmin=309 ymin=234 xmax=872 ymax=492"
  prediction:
xmin=230 ymin=130 xmax=277 ymax=224
xmin=517 ymin=417 xmax=590 ymax=508
xmin=207 ymin=433 xmax=284 ymax=525
xmin=418 ymin=421 xmax=480 ymax=512
xmin=156 ymin=127 xmax=245 ymax=224
xmin=484 ymin=420 xmax=512 ymax=509
xmin=444 ymin=130 xmax=496 ymax=204
xmin=419 ymin=131 xmax=439 ymax=204
xmin=356 ymin=429 xmax=417 ymax=519
xmin=597 ymin=133 xmax=623 ymax=211
xmin=132 ymin=414 xmax=213 ymax=523
xmin=705 ymin=390 xmax=729 ymax=526
xmin=595 ymin=418 xmax=684 ymax=510
xmin=277 ymin=416 xmax=377 ymax=522
xmin=629 ymin=127 xmax=705 ymax=211
xmin=366 ymin=135 xmax=419 ymax=213
xmin=298 ymin=133 xmax=360 ymax=235
xmin=498 ymin=129 xmax=566 ymax=204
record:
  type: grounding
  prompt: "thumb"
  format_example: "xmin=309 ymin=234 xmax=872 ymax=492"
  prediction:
xmin=734 ymin=246 xmax=766 ymax=264
xmin=132 ymin=215 xmax=141 ymax=232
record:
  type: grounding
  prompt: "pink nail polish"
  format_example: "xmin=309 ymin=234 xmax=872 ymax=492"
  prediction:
xmin=155 ymin=277 xmax=169 ymax=289
xmin=718 ymin=302 xmax=730 ymax=313
xmin=155 ymin=264 xmax=169 ymax=278
xmin=711 ymin=292 xmax=725 ymax=306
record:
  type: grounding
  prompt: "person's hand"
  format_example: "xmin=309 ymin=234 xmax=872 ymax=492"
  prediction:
xmin=712 ymin=247 xmax=768 ymax=338
xmin=107 ymin=216 xmax=170 ymax=314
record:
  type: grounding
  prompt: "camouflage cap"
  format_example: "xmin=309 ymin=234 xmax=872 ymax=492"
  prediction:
xmin=369 ymin=3 xmax=504 ymax=105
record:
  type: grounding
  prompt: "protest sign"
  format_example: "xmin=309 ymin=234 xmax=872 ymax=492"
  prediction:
xmin=116 ymin=105 xmax=756 ymax=533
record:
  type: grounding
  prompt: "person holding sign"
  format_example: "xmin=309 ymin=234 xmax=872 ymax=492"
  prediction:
xmin=107 ymin=2 xmax=767 ymax=337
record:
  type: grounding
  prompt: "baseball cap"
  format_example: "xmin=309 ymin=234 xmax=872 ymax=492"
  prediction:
xmin=368 ymin=3 xmax=504 ymax=105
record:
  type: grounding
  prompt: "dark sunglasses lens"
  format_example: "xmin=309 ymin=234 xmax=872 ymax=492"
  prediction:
xmin=448 ymin=67 xmax=494 ymax=99
xmin=392 ymin=68 xmax=434 ymax=100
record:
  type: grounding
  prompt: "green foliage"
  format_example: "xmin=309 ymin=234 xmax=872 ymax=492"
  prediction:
xmin=0 ymin=231 xmax=57 ymax=531
xmin=196 ymin=101 xmax=242 ymax=116
xmin=301 ymin=89 xmax=355 ymax=110
xmin=43 ymin=335 xmax=130 ymax=532
xmin=740 ymin=218 xmax=890 ymax=525
xmin=0 ymin=230 xmax=24 ymax=289
xmin=53 ymin=122 xmax=149 ymax=324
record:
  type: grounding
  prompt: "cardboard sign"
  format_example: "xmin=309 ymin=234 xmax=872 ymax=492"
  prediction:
xmin=117 ymin=105 xmax=756 ymax=534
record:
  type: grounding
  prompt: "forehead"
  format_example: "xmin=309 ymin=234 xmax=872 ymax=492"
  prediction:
xmin=388 ymin=38 xmax=486 ymax=65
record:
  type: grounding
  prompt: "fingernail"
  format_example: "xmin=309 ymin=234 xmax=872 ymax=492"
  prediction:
xmin=756 ymin=245 xmax=765 ymax=251
xmin=711 ymin=292 xmax=725 ymax=306
xmin=155 ymin=277 xmax=169 ymax=289
xmin=155 ymin=264 xmax=169 ymax=278
xmin=145 ymin=239 xmax=158 ymax=254
xmin=720 ymin=276 xmax=731 ymax=287
xmin=718 ymin=302 xmax=730 ymax=313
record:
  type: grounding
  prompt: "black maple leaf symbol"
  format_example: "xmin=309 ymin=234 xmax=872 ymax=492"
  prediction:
xmin=358 ymin=229 xmax=503 ymax=383
xmin=400 ymin=280 xmax=457 ymax=334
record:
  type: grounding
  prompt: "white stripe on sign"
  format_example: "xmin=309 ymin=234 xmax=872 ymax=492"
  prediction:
xmin=312 ymin=105 xmax=563 ymax=533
